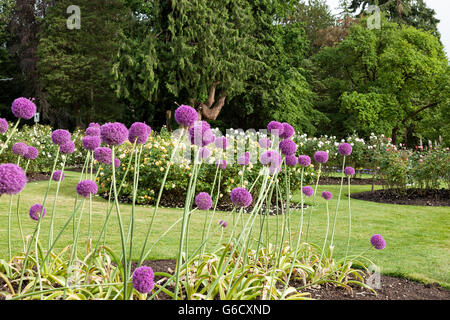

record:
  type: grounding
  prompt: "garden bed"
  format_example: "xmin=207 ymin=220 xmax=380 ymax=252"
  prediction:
xmin=318 ymin=176 xmax=383 ymax=185
xmin=350 ymin=188 xmax=450 ymax=206
xmin=134 ymin=259 xmax=450 ymax=300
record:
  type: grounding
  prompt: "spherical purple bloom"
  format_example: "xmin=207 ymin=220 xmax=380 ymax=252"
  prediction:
xmin=230 ymin=187 xmax=252 ymax=208
xmin=298 ymin=155 xmax=311 ymax=167
xmin=321 ymin=191 xmax=333 ymax=201
xmin=199 ymin=147 xmax=211 ymax=159
xmin=280 ymin=123 xmax=295 ymax=139
xmin=267 ymin=121 xmax=284 ymax=137
xmin=52 ymin=170 xmax=65 ymax=182
xmin=344 ymin=166 xmax=355 ymax=176
xmin=216 ymin=159 xmax=227 ymax=170
xmin=215 ymin=136 xmax=229 ymax=150
xmin=88 ymin=122 xmax=101 ymax=129
xmin=0 ymin=163 xmax=27 ymax=196
xmin=29 ymin=203 xmax=46 ymax=221
xmin=132 ymin=266 xmax=155 ymax=294
xmin=174 ymin=105 xmax=198 ymax=127
xmin=85 ymin=126 xmax=101 ymax=137
xmin=0 ymin=118 xmax=8 ymax=134
xmin=11 ymin=97 xmax=36 ymax=120
xmin=94 ymin=147 xmax=113 ymax=165
xmin=338 ymin=143 xmax=353 ymax=156
xmin=279 ymin=139 xmax=297 ymax=156
xmin=60 ymin=140 xmax=75 ymax=154
xmin=76 ymin=180 xmax=98 ymax=198
xmin=258 ymin=137 xmax=271 ymax=149
xmin=189 ymin=121 xmax=215 ymax=147
xmin=285 ymin=155 xmax=298 ymax=167
xmin=82 ymin=135 xmax=101 ymax=151
xmin=260 ymin=150 xmax=282 ymax=170
xmin=24 ymin=146 xmax=39 ymax=160
xmin=114 ymin=158 xmax=121 ymax=168
xmin=219 ymin=220 xmax=228 ymax=228
xmin=195 ymin=192 xmax=213 ymax=210
xmin=314 ymin=151 xmax=329 ymax=164
xmin=302 ymin=186 xmax=314 ymax=197
xmin=12 ymin=142 xmax=28 ymax=157
xmin=51 ymin=129 xmax=71 ymax=146
xmin=370 ymin=234 xmax=386 ymax=250
xmin=100 ymin=122 xmax=128 ymax=146
xmin=237 ymin=152 xmax=250 ymax=166
xmin=129 ymin=122 xmax=151 ymax=145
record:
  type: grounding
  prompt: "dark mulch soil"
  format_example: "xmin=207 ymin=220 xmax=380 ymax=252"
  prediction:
xmin=133 ymin=259 xmax=449 ymax=300
xmin=27 ymin=172 xmax=51 ymax=183
xmin=318 ymin=176 xmax=383 ymax=186
xmin=351 ymin=188 xmax=450 ymax=206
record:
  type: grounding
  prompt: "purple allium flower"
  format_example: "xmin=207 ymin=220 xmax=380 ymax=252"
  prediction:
xmin=82 ymin=135 xmax=101 ymax=151
xmin=174 ymin=105 xmax=198 ymax=128
xmin=338 ymin=143 xmax=353 ymax=156
xmin=237 ymin=152 xmax=250 ymax=166
xmin=195 ymin=192 xmax=213 ymax=210
xmin=260 ymin=150 xmax=282 ymax=169
xmin=0 ymin=163 xmax=27 ymax=196
xmin=219 ymin=220 xmax=228 ymax=228
xmin=114 ymin=158 xmax=121 ymax=168
xmin=298 ymin=155 xmax=311 ymax=167
xmin=29 ymin=203 xmax=46 ymax=221
xmin=302 ymin=186 xmax=314 ymax=197
xmin=0 ymin=118 xmax=8 ymax=134
xmin=280 ymin=123 xmax=295 ymax=139
xmin=76 ymin=180 xmax=98 ymax=198
xmin=85 ymin=126 xmax=101 ymax=137
xmin=314 ymin=151 xmax=329 ymax=164
xmin=344 ymin=166 xmax=355 ymax=176
xmin=94 ymin=147 xmax=113 ymax=165
xmin=279 ymin=139 xmax=297 ymax=156
xmin=267 ymin=121 xmax=284 ymax=137
xmin=285 ymin=155 xmax=298 ymax=167
xmin=216 ymin=159 xmax=227 ymax=170
xmin=321 ymin=191 xmax=333 ymax=201
xmin=51 ymin=129 xmax=71 ymax=146
xmin=52 ymin=170 xmax=65 ymax=182
xmin=370 ymin=234 xmax=386 ymax=250
xmin=189 ymin=121 xmax=215 ymax=147
xmin=60 ymin=140 xmax=75 ymax=154
xmin=258 ymin=137 xmax=271 ymax=149
xmin=215 ymin=136 xmax=229 ymax=150
xmin=230 ymin=187 xmax=252 ymax=208
xmin=132 ymin=266 xmax=155 ymax=294
xmin=100 ymin=122 xmax=128 ymax=146
xmin=11 ymin=97 xmax=36 ymax=120
xmin=89 ymin=122 xmax=101 ymax=129
xmin=129 ymin=122 xmax=151 ymax=145
xmin=199 ymin=147 xmax=211 ymax=159
xmin=24 ymin=146 xmax=38 ymax=160
xmin=12 ymin=142 xmax=28 ymax=157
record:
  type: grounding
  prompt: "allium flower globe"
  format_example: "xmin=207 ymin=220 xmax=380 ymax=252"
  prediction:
xmin=279 ymin=139 xmax=297 ymax=156
xmin=267 ymin=121 xmax=284 ymax=137
xmin=51 ymin=129 xmax=71 ymax=146
xmin=370 ymin=234 xmax=386 ymax=250
xmin=285 ymin=155 xmax=298 ymax=167
xmin=76 ymin=180 xmax=98 ymax=198
xmin=344 ymin=166 xmax=355 ymax=176
xmin=24 ymin=146 xmax=39 ymax=160
xmin=195 ymin=192 xmax=213 ymax=210
xmin=0 ymin=164 xmax=27 ymax=196
xmin=321 ymin=191 xmax=333 ymax=201
xmin=11 ymin=97 xmax=36 ymax=120
xmin=82 ymin=136 xmax=101 ymax=151
xmin=60 ymin=141 xmax=75 ymax=154
xmin=189 ymin=121 xmax=215 ymax=147
xmin=260 ymin=150 xmax=282 ymax=169
xmin=129 ymin=122 xmax=151 ymax=145
xmin=214 ymin=136 xmax=229 ymax=150
xmin=314 ymin=151 xmax=329 ymax=163
xmin=85 ymin=126 xmax=101 ymax=137
xmin=258 ymin=137 xmax=271 ymax=149
xmin=280 ymin=123 xmax=295 ymax=139
xmin=12 ymin=142 xmax=28 ymax=156
xmin=237 ymin=152 xmax=251 ymax=166
xmin=52 ymin=170 xmax=65 ymax=182
xmin=94 ymin=147 xmax=113 ymax=165
xmin=338 ymin=143 xmax=353 ymax=156
xmin=89 ymin=122 xmax=101 ymax=129
xmin=100 ymin=122 xmax=129 ymax=146
xmin=219 ymin=220 xmax=228 ymax=228
xmin=302 ymin=186 xmax=314 ymax=197
xmin=132 ymin=266 xmax=155 ymax=294
xmin=174 ymin=105 xmax=198 ymax=128
xmin=298 ymin=155 xmax=311 ymax=167
xmin=0 ymin=118 xmax=8 ymax=134
xmin=199 ymin=147 xmax=211 ymax=160
xmin=114 ymin=158 xmax=121 ymax=168
xmin=230 ymin=187 xmax=252 ymax=208
xmin=29 ymin=204 xmax=46 ymax=221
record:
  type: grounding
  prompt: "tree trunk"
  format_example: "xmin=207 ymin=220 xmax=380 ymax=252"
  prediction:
xmin=195 ymin=81 xmax=227 ymax=121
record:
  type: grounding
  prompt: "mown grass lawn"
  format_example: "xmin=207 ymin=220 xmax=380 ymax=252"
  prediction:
xmin=0 ymin=171 xmax=448 ymax=288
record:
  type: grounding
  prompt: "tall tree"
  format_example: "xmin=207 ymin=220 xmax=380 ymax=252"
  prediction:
xmin=38 ymin=0 xmax=128 ymax=128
